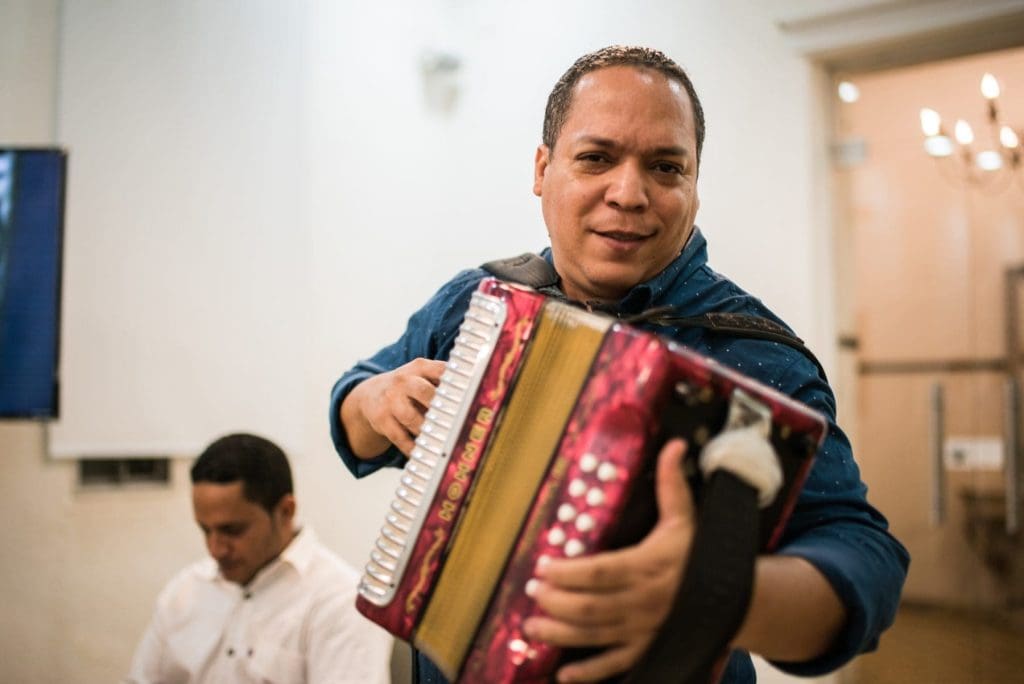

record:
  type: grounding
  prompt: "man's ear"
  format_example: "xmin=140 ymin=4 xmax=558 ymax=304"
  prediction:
xmin=533 ymin=144 xmax=550 ymax=197
xmin=275 ymin=493 xmax=296 ymax=526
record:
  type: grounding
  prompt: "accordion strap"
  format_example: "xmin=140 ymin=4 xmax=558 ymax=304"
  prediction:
xmin=480 ymin=252 xmax=561 ymax=293
xmin=481 ymin=253 xmax=825 ymax=379
xmin=624 ymin=469 xmax=761 ymax=684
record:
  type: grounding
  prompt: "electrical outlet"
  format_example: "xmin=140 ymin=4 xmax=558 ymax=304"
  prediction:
xmin=943 ymin=437 xmax=1004 ymax=470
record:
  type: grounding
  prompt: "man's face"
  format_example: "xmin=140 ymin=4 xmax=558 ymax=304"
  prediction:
xmin=534 ymin=66 xmax=700 ymax=303
xmin=192 ymin=481 xmax=295 ymax=586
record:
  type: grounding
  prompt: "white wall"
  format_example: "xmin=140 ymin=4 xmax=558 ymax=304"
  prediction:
xmin=1 ymin=1 xmax=830 ymax=682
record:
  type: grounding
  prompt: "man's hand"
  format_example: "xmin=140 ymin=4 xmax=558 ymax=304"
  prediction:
xmin=340 ymin=358 xmax=447 ymax=459
xmin=523 ymin=439 xmax=695 ymax=683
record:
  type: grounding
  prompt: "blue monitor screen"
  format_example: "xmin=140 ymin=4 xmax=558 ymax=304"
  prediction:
xmin=0 ymin=148 xmax=66 ymax=419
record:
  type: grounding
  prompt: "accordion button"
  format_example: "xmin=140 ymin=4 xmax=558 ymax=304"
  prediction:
xmin=597 ymin=462 xmax=618 ymax=482
xmin=586 ymin=487 xmax=605 ymax=507
xmin=557 ymin=503 xmax=576 ymax=522
xmin=580 ymin=454 xmax=598 ymax=473
xmin=568 ymin=479 xmax=587 ymax=498
xmin=508 ymin=639 xmax=530 ymax=665
xmin=547 ymin=527 xmax=566 ymax=546
xmin=565 ymin=539 xmax=585 ymax=557
xmin=575 ymin=513 xmax=595 ymax=533
xmin=525 ymin=578 xmax=539 ymax=597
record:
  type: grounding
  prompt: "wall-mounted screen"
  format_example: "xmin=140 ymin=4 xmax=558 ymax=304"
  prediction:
xmin=0 ymin=148 xmax=67 ymax=419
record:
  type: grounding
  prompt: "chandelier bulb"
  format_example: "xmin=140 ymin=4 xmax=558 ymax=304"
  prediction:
xmin=919 ymin=108 xmax=942 ymax=137
xmin=954 ymin=119 xmax=974 ymax=145
xmin=1000 ymin=125 xmax=1020 ymax=149
xmin=981 ymin=73 xmax=1000 ymax=100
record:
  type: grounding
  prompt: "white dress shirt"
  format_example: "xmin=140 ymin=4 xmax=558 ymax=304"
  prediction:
xmin=127 ymin=528 xmax=392 ymax=684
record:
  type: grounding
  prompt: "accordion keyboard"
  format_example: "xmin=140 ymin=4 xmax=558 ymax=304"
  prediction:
xmin=358 ymin=290 xmax=507 ymax=606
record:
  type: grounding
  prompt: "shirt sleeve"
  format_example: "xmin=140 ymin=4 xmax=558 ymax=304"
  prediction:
xmin=125 ymin=619 xmax=162 ymax=683
xmin=328 ymin=270 xmax=484 ymax=478
xmin=766 ymin=354 xmax=910 ymax=676
xmin=125 ymin=595 xmax=178 ymax=684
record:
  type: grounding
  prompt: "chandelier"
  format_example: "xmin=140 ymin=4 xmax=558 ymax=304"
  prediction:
xmin=919 ymin=73 xmax=1022 ymax=191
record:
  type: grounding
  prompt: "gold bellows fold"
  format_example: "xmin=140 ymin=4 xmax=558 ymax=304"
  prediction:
xmin=415 ymin=302 xmax=610 ymax=676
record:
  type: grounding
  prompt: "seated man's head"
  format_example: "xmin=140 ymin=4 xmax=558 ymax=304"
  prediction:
xmin=190 ymin=433 xmax=296 ymax=585
xmin=534 ymin=46 xmax=705 ymax=304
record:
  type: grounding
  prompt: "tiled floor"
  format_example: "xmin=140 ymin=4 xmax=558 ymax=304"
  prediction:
xmin=840 ymin=603 xmax=1024 ymax=683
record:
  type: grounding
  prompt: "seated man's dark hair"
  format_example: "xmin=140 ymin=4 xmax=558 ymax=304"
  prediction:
xmin=190 ymin=433 xmax=293 ymax=512
xmin=542 ymin=45 xmax=705 ymax=167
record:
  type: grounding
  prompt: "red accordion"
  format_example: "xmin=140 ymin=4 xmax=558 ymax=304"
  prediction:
xmin=355 ymin=279 xmax=826 ymax=682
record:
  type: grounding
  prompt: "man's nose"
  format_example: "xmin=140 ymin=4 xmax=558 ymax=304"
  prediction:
xmin=207 ymin=534 xmax=230 ymax=560
xmin=605 ymin=161 xmax=649 ymax=212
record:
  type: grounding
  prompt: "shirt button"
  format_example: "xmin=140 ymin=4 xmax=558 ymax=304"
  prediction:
xmin=243 ymin=590 xmax=253 ymax=599
xmin=227 ymin=648 xmax=235 ymax=657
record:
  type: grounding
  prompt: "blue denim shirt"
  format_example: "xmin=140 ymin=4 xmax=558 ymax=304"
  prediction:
xmin=329 ymin=227 xmax=909 ymax=683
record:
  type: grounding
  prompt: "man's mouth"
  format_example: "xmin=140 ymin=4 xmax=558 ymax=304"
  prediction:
xmin=595 ymin=230 xmax=651 ymax=243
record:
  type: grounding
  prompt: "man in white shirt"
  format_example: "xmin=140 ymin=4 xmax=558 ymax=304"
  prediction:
xmin=128 ymin=433 xmax=392 ymax=683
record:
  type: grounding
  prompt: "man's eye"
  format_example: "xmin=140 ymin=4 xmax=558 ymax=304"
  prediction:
xmin=577 ymin=153 xmax=609 ymax=164
xmin=653 ymin=162 xmax=683 ymax=175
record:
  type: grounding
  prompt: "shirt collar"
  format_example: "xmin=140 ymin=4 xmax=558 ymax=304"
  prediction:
xmin=201 ymin=526 xmax=317 ymax=586
xmin=540 ymin=225 xmax=708 ymax=315
xmin=278 ymin=526 xmax=317 ymax=576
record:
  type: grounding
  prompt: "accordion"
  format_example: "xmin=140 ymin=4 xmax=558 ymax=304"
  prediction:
xmin=356 ymin=279 xmax=826 ymax=682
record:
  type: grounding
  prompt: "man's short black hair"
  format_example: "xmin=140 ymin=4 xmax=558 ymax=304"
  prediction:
xmin=190 ymin=433 xmax=293 ymax=513
xmin=542 ymin=45 xmax=705 ymax=167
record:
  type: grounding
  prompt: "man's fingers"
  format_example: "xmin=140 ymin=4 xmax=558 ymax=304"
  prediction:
xmin=655 ymin=438 xmax=694 ymax=524
xmin=554 ymin=643 xmax=647 ymax=683
xmin=424 ymin=358 xmax=448 ymax=382
xmin=392 ymin=394 xmax=429 ymax=434
xmin=535 ymin=549 xmax=631 ymax=592
xmin=405 ymin=375 xmax=441 ymax=411
xmin=528 ymin=581 xmax=628 ymax=627
xmin=522 ymin=614 xmax=623 ymax=648
xmin=378 ymin=415 xmax=416 ymax=456
xmin=410 ymin=357 xmax=447 ymax=385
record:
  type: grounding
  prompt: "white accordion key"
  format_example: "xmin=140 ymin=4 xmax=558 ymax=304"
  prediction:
xmin=396 ymin=485 xmax=422 ymax=508
xmin=597 ymin=461 xmax=618 ymax=482
xmin=557 ymin=503 xmax=577 ymax=523
xmin=371 ymin=549 xmax=398 ymax=573
xmin=386 ymin=512 xmax=413 ymax=534
xmin=568 ymin=478 xmax=587 ymax=498
xmin=401 ymin=473 xmax=427 ymax=495
xmin=425 ymin=410 xmax=453 ymax=431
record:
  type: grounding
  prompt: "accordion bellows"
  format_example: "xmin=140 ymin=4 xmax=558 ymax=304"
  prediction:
xmin=356 ymin=279 xmax=826 ymax=682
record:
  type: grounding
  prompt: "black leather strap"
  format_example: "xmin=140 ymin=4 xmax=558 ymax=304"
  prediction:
xmin=480 ymin=253 xmax=560 ymax=291
xmin=480 ymin=254 xmax=826 ymax=380
xmin=626 ymin=307 xmax=827 ymax=381
xmin=623 ymin=470 xmax=760 ymax=684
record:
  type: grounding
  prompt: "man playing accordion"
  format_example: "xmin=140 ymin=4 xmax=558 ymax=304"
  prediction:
xmin=330 ymin=45 xmax=908 ymax=684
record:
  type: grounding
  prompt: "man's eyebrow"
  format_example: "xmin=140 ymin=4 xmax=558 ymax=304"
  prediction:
xmin=651 ymin=145 xmax=690 ymax=158
xmin=574 ymin=135 xmax=617 ymax=149
xmin=573 ymin=136 xmax=690 ymax=157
